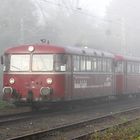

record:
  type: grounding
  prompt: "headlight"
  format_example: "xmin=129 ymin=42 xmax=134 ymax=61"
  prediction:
xmin=28 ymin=46 xmax=34 ymax=52
xmin=46 ymin=78 xmax=53 ymax=84
xmin=9 ymin=78 xmax=15 ymax=84
xmin=40 ymin=87 xmax=52 ymax=96
xmin=3 ymin=87 xmax=13 ymax=95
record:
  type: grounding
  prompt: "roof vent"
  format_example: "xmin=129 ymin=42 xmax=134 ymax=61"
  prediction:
xmin=101 ymin=53 xmax=104 ymax=57
xmin=82 ymin=50 xmax=86 ymax=54
xmin=40 ymin=39 xmax=46 ymax=43
xmin=94 ymin=52 xmax=97 ymax=56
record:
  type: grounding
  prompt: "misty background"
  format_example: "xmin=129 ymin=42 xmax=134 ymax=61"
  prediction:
xmin=0 ymin=0 xmax=140 ymax=89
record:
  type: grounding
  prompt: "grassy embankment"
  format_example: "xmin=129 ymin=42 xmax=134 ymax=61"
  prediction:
xmin=0 ymin=99 xmax=14 ymax=109
xmin=90 ymin=120 xmax=140 ymax=140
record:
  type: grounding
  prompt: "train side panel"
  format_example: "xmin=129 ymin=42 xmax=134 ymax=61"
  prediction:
xmin=115 ymin=74 xmax=125 ymax=95
xmin=126 ymin=74 xmax=140 ymax=94
xmin=72 ymin=73 xmax=114 ymax=99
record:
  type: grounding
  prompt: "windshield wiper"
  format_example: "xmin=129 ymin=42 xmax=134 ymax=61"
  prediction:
xmin=10 ymin=65 xmax=22 ymax=71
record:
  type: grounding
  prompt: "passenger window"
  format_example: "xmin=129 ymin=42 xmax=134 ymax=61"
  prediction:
xmin=127 ymin=63 xmax=131 ymax=73
xmin=102 ymin=59 xmax=107 ymax=72
xmin=135 ymin=63 xmax=139 ymax=73
xmin=127 ymin=62 xmax=140 ymax=74
xmin=86 ymin=57 xmax=92 ymax=71
xmin=139 ymin=64 xmax=140 ymax=73
xmin=80 ymin=56 xmax=86 ymax=71
xmin=54 ymin=54 xmax=67 ymax=72
xmin=97 ymin=58 xmax=102 ymax=72
xmin=131 ymin=64 xmax=135 ymax=73
xmin=92 ymin=58 xmax=97 ymax=72
xmin=73 ymin=55 xmax=80 ymax=71
xmin=116 ymin=61 xmax=123 ymax=73
xmin=106 ymin=59 xmax=112 ymax=72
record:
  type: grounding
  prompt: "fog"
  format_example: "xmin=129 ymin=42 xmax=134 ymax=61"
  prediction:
xmin=1 ymin=0 xmax=140 ymax=54
xmin=1 ymin=0 xmax=140 ymax=85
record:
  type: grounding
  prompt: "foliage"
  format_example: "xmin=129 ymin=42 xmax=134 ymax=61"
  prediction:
xmin=90 ymin=121 xmax=140 ymax=140
xmin=0 ymin=100 xmax=14 ymax=109
xmin=0 ymin=0 xmax=38 ymax=49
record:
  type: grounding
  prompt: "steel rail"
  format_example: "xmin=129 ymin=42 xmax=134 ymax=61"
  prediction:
xmin=8 ymin=106 xmax=140 ymax=140
xmin=0 ymin=111 xmax=35 ymax=125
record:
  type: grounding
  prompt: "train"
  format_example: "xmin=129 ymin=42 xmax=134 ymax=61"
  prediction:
xmin=1 ymin=44 xmax=140 ymax=106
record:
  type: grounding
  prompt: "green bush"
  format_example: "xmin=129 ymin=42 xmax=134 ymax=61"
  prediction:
xmin=0 ymin=100 xmax=14 ymax=109
xmin=90 ymin=121 xmax=140 ymax=140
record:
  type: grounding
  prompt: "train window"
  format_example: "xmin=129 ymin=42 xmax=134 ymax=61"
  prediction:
xmin=135 ymin=63 xmax=139 ymax=73
xmin=54 ymin=54 xmax=67 ymax=72
xmin=127 ymin=63 xmax=131 ymax=73
xmin=86 ymin=57 xmax=92 ymax=71
xmin=139 ymin=64 xmax=140 ymax=73
xmin=106 ymin=59 xmax=112 ymax=72
xmin=80 ymin=56 xmax=86 ymax=71
xmin=116 ymin=61 xmax=123 ymax=73
xmin=3 ymin=54 xmax=10 ymax=71
xmin=92 ymin=58 xmax=97 ymax=72
xmin=131 ymin=64 xmax=135 ymax=73
xmin=97 ymin=58 xmax=102 ymax=72
xmin=127 ymin=62 xmax=140 ymax=74
xmin=10 ymin=54 xmax=30 ymax=71
xmin=66 ymin=55 xmax=71 ymax=72
xmin=102 ymin=59 xmax=107 ymax=72
xmin=73 ymin=55 xmax=80 ymax=71
xmin=32 ymin=54 xmax=53 ymax=71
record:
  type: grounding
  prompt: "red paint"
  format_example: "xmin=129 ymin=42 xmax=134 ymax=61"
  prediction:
xmin=3 ymin=74 xmax=65 ymax=100
xmin=115 ymin=74 xmax=124 ymax=94
xmin=3 ymin=44 xmax=140 ymax=105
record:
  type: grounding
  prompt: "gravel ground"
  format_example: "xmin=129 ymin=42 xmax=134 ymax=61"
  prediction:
xmin=1 ymin=97 xmax=140 ymax=140
xmin=0 ymin=106 xmax=31 ymax=116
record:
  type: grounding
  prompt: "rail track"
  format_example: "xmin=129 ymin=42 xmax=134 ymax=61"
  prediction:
xmin=0 ymin=97 xmax=120 ymax=126
xmin=0 ymin=108 xmax=67 ymax=126
xmin=7 ymin=107 xmax=140 ymax=140
xmin=0 ymin=111 xmax=36 ymax=125
xmin=0 ymin=102 xmax=96 ymax=126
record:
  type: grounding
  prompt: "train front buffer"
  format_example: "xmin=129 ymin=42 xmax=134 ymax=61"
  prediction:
xmin=2 ymin=74 xmax=65 ymax=104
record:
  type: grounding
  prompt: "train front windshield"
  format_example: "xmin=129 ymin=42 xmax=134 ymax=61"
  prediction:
xmin=4 ymin=54 xmax=30 ymax=72
xmin=11 ymin=55 xmax=30 ymax=71
xmin=4 ymin=54 xmax=66 ymax=72
xmin=32 ymin=54 xmax=53 ymax=71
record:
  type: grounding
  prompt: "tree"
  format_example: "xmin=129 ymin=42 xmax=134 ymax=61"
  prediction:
xmin=0 ymin=0 xmax=38 ymax=52
xmin=106 ymin=0 xmax=140 ymax=56
xmin=0 ymin=0 xmax=39 ymax=89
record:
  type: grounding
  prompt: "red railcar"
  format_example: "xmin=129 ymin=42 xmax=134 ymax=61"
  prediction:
xmin=1 ymin=44 xmax=140 ymax=105
xmin=114 ymin=54 xmax=140 ymax=95
xmin=1 ymin=44 xmax=114 ymax=104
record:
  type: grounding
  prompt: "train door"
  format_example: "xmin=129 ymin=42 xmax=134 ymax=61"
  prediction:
xmin=115 ymin=61 xmax=126 ymax=95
